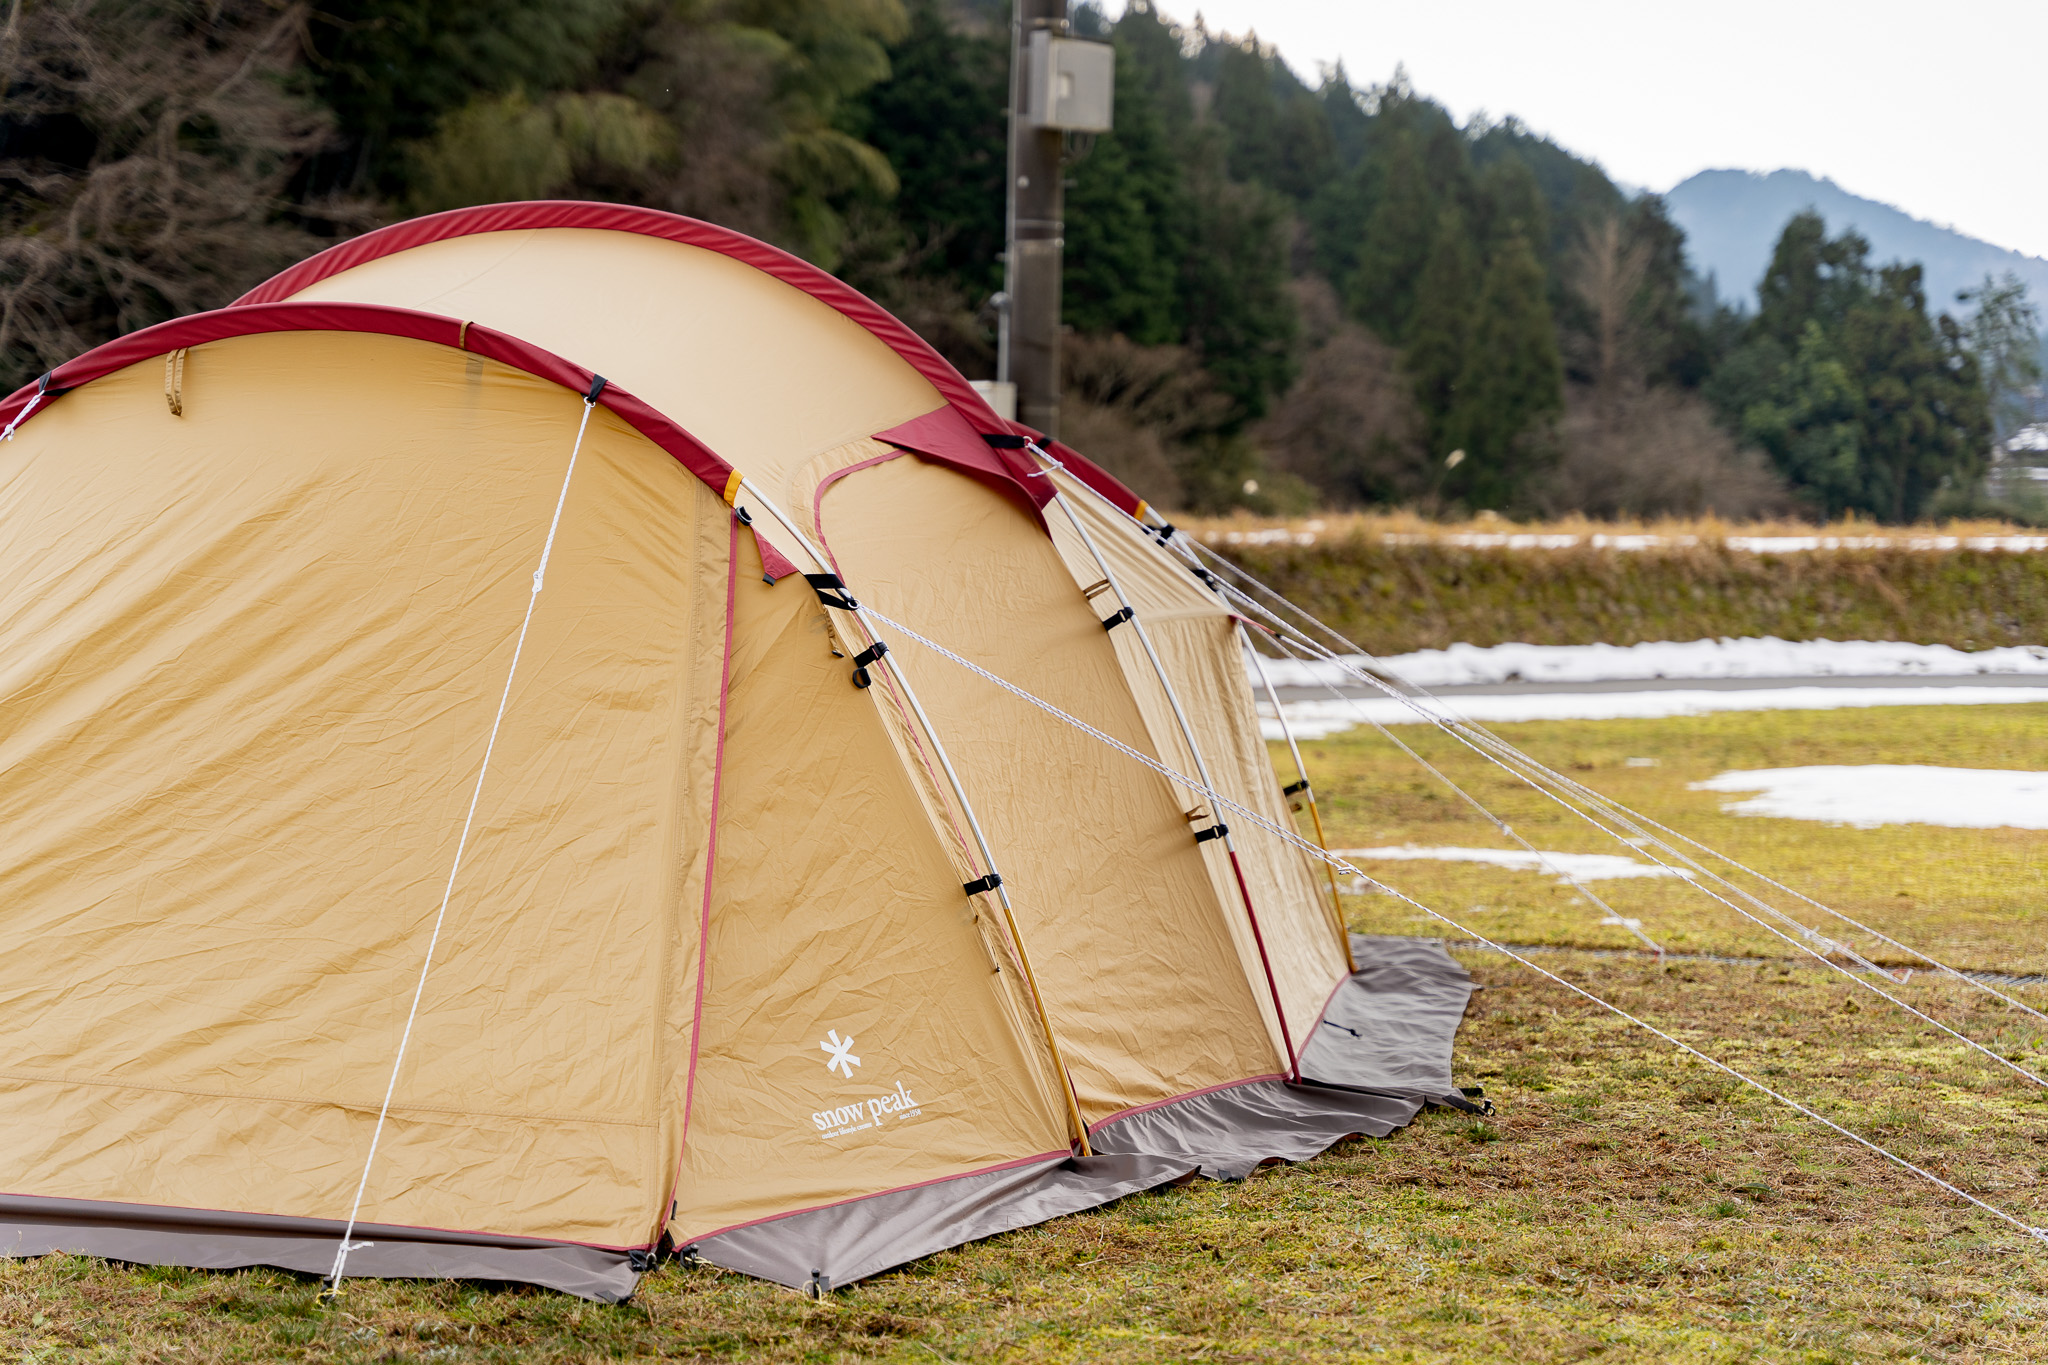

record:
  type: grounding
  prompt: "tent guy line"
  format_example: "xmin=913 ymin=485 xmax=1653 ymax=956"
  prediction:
xmin=1185 ymin=534 xmax=2048 ymax=1031
xmin=1244 ymin=614 xmax=2048 ymax=1083
xmin=326 ymin=387 xmax=601 ymax=1300
xmin=855 ymin=603 xmax=2048 ymax=1253
xmin=1257 ymin=626 xmax=1668 ymax=957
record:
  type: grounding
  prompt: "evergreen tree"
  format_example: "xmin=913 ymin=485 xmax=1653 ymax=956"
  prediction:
xmin=1710 ymin=216 xmax=1989 ymax=520
xmin=1345 ymin=129 xmax=1436 ymax=340
xmin=852 ymin=0 xmax=1008 ymax=298
xmin=1064 ymin=41 xmax=1184 ymax=343
xmin=1404 ymin=204 xmax=1479 ymax=454
xmin=1443 ymin=232 xmax=1564 ymax=508
xmin=1179 ymin=139 xmax=1299 ymax=423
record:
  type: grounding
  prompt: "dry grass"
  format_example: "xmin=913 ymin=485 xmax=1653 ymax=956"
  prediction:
xmin=7 ymin=706 xmax=2048 ymax=1361
xmin=1180 ymin=511 xmax=2048 ymax=547
xmin=1182 ymin=513 xmax=2048 ymax=654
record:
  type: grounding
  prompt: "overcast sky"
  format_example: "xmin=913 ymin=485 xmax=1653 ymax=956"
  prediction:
xmin=1126 ymin=1 xmax=2048 ymax=261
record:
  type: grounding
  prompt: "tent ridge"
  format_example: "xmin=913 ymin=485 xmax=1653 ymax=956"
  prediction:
xmin=0 ymin=301 xmax=781 ymax=553
xmin=228 ymin=201 xmax=1011 ymax=438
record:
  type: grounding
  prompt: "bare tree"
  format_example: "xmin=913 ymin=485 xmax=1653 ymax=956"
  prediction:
xmin=1253 ymin=277 xmax=1429 ymax=507
xmin=1566 ymin=212 xmax=1651 ymax=400
xmin=0 ymin=0 xmax=366 ymax=390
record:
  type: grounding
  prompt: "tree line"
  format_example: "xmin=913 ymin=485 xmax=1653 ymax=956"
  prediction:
xmin=2 ymin=0 xmax=2035 ymax=522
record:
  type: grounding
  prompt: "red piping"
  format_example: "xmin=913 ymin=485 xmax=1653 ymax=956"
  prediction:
xmin=230 ymin=201 xmax=1091 ymax=511
xmin=1224 ymin=848 xmax=1298 ymax=1082
xmin=656 ymin=516 xmax=741 ymax=1240
xmin=232 ymin=201 xmax=1013 ymax=432
xmin=0 ymin=302 xmax=750 ymax=515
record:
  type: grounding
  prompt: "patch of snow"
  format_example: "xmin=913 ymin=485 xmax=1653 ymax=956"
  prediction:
xmin=1259 ymin=637 xmax=2048 ymax=691
xmin=1691 ymin=765 xmax=2048 ymax=829
xmin=1259 ymin=685 xmax=2048 ymax=739
xmin=1331 ymin=845 xmax=1691 ymax=881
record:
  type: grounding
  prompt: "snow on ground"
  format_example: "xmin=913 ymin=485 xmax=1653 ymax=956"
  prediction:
xmin=1693 ymin=765 xmax=2048 ymax=830
xmin=1260 ymin=637 xmax=2048 ymax=691
xmin=1332 ymin=846 xmax=1691 ymax=882
xmin=1261 ymin=685 xmax=2048 ymax=739
xmin=1209 ymin=527 xmax=2048 ymax=552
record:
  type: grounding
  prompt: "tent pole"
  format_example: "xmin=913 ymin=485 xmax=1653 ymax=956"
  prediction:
xmin=1036 ymin=469 xmax=1300 ymax=1081
xmin=735 ymin=479 xmax=1093 ymax=1156
xmin=1239 ymin=624 xmax=1356 ymax=973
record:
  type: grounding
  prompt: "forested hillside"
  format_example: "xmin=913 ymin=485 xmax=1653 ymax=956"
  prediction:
xmin=0 ymin=0 xmax=2030 ymax=522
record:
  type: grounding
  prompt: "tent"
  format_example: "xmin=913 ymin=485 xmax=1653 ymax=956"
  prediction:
xmin=0 ymin=204 xmax=1476 ymax=1301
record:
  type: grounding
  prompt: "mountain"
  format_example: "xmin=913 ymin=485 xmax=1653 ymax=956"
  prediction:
xmin=1663 ymin=168 xmax=2048 ymax=317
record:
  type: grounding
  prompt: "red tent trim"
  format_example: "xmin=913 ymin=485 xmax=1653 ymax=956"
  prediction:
xmin=0 ymin=303 xmax=803 ymax=570
xmin=230 ymin=202 xmax=1157 ymax=518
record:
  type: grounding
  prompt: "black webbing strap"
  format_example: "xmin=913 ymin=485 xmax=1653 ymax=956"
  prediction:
xmin=1193 ymin=824 xmax=1229 ymax=844
xmin=979 ymin=433 xmax=1030 ymax=448
xmin=1282 ymin=779 xmax=1311 ymax=797
xmin=850 ymin=641 xmax=888 ymax=689
xmin=585 ymin=375 xmax=608 ymax=404
xmin=1100 ymin=605 xmax=1134 ymax=632
xmin=963 ymin=872 xmax=1003 ymax=896
xmin=804 ymin=573 xmax=859 ymax=611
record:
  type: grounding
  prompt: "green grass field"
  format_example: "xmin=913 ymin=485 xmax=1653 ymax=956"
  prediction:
xmin=7 ymin=705 xmax=2048 ymax=1362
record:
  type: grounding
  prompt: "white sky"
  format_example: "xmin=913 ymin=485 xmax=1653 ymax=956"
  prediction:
xmin=1127 ymin=1 xmax=2048 ymax=261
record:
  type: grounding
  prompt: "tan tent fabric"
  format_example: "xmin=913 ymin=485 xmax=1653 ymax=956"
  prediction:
xmin=667 ymin=526 xmax=1073 ymax=1244
xmin=274 ymin=228 xmax=945 ymax=499
xmin=815 ymin=454 xmax=1285 ymax=1117
xmin=1039 ymin=469 xmax=1349 ymax=1045
xmin=0 ymin=332 xmax=724 ymax=1247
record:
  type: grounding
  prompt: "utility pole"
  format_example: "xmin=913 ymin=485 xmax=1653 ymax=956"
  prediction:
xmin=998 ymin=1 xmax=1112 ymax=440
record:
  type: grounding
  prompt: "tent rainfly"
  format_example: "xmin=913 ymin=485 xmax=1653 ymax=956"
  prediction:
xmin=0 ymin=203 xmax=1477 ymax=1302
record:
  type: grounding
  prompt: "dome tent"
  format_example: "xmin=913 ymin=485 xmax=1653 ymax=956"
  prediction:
xmin=0 ymin=208 xmax=1476 ymax=1301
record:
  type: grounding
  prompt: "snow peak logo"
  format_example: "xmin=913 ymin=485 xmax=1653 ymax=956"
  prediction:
xmin=812 ymin=1079 xmax=926 ymax=1141
xmin=819 ymin=1029 xmax=860 ymax=1078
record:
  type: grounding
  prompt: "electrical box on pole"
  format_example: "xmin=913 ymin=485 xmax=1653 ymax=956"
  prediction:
xmin=997 ymin=2 xmax=1112 ymax=441
xmin=1026 ymin=31 xmax=1114 ymax=132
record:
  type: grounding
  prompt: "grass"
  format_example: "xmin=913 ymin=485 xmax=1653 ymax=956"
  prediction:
xmin=8 ymin=705 xmax=2048 ymax=1362
xmin=1309 ymin=702 xmax=2048 ymax=975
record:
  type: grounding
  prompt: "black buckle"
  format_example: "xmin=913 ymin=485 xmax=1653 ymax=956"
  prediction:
xmin=804 ymin=573 xmax=859 ymax=611
xmin=1282 ymin=779 xmax=1310 ymax=797
xmin=963 ymin=872 xmax=1003 ymax=896
xmin=1193 ymin=824 xmax=1229 ymax=844
xmin=585 ymin=375 xmax=608 ymax=404
xmin=733 ymin=505 xmax=753 ymax=526
xmin=1100 ymin=605 xmax=1134 ymax=632
xmin=851 ymin=641 xmax=888 ymax=688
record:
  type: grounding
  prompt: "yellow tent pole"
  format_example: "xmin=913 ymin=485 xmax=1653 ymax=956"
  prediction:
xmin=1240 ymin=624 xmax=1356 ymax=974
